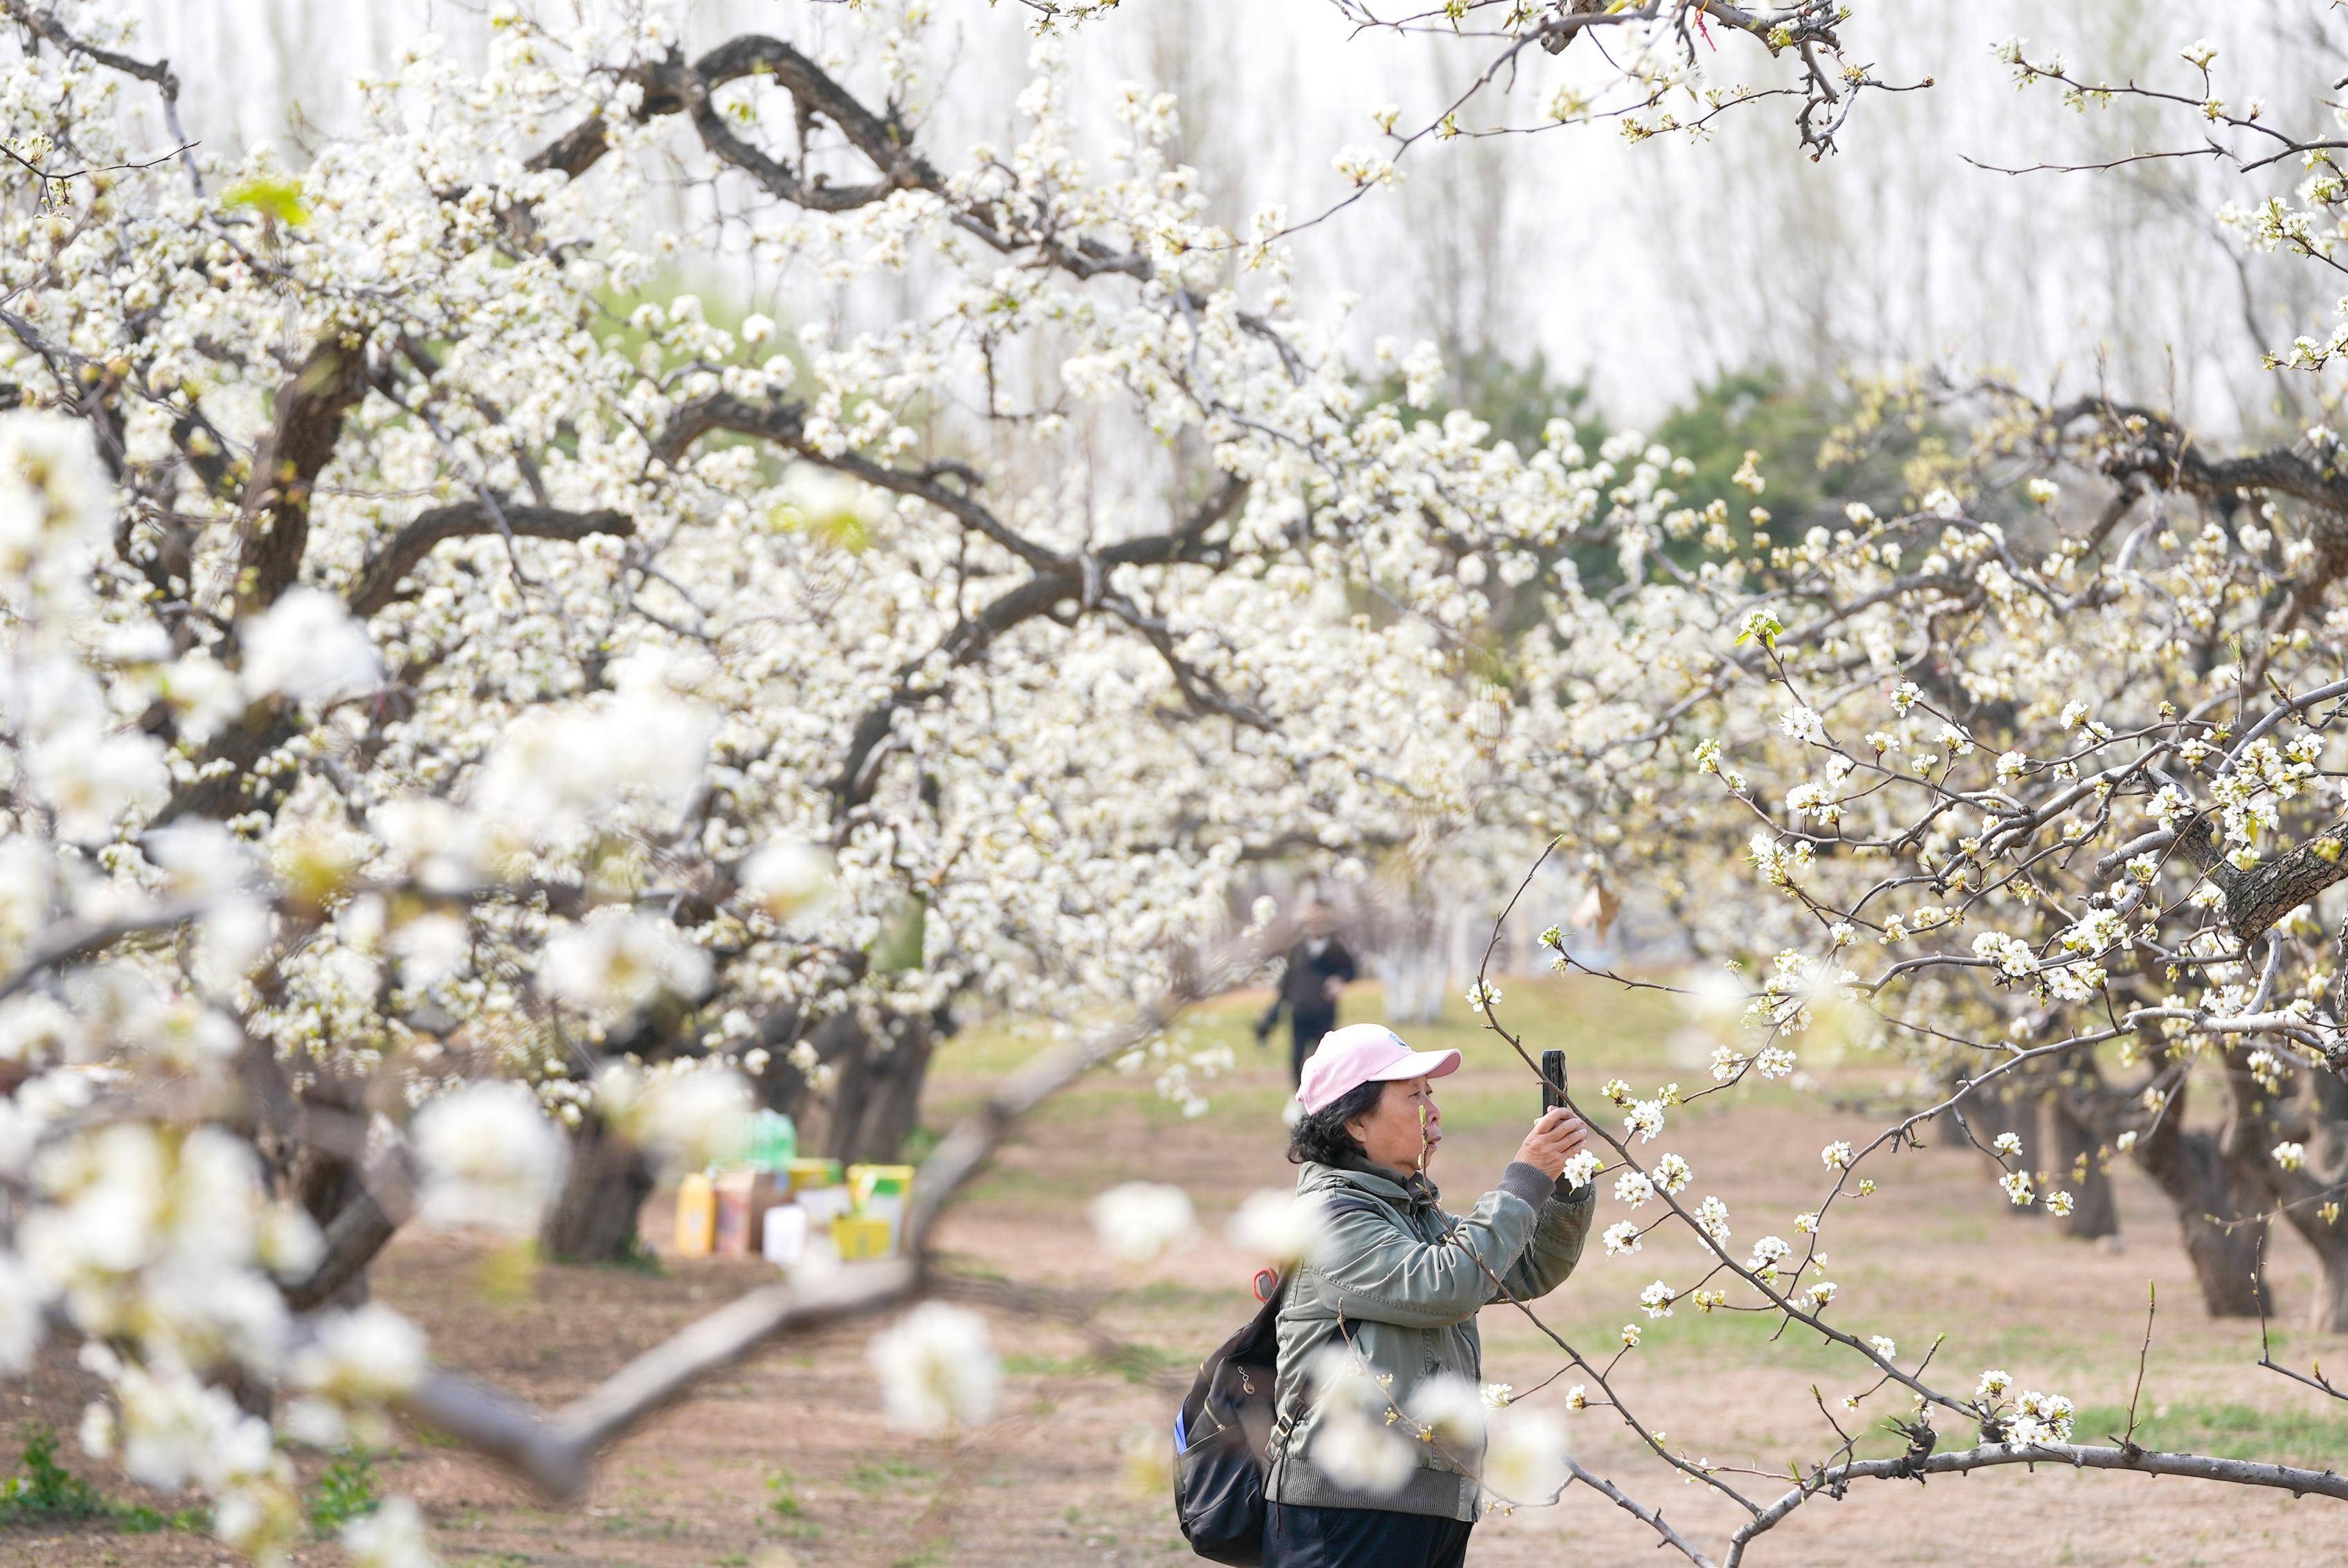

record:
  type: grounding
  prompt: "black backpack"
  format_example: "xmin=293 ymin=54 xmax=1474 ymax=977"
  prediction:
xmin=1173 ymin=1196 xmax=1378 ymax=1563
xmin=1172 ymin=1267 xmax=1288 ymax=1565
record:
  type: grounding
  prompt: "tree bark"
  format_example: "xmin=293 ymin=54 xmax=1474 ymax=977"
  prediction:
xmin=1947 ymin=1076 xmax=2043 ymax=1221
xmin=807 ymin=1009 xmax=942 ymax=1163
xmin=2135 ymin=1118 xmax=2271 ymax=1316
xmin=264 ymin=1073 xmax=384 ymax=1309
xmin=540 ymin=1115 xmax=655 ymax=1264
xmin=2267 ymin=1065 xmax=2348 ymax=1331
xmin=2298 ymin=1228 xmax=2348 ymax=1333
xmin=2046 ymin=1067 xmax=2120 ymax=1242
xmin=748 ymin=1005 xmax=949 ymax=1164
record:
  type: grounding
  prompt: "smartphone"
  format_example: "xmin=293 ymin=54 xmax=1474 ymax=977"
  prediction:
xmin=1541 ymin=1049 xmax=1568 ymax=1113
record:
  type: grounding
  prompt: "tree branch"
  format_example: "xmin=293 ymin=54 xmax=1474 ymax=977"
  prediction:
xmin=347 ymin=502 xmax=635 ymax=616
xmin=236 ymin=343 xmax=374 ymax=614
xmin=824 ymin=475 xmax=1248 ymax=809
xmin=1726 ymin=1441 xmax=2348 ymax=1564
xmin=528 ymin=36 xmax=937 ymax=206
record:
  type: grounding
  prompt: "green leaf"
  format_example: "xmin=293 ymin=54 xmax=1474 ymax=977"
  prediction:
xmin=222 ymin=174 xmax=309 ymax=226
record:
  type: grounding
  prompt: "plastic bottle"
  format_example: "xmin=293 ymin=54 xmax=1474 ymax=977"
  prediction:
xmin=674 ymin=1171 xmax=716 ymax=1257
xmin=748 ymin=1110 xmax=797 ymax=1172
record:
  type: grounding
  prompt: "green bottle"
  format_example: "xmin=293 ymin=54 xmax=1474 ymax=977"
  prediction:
xmin=748 ymin=1110 xmax=797 ymax=1172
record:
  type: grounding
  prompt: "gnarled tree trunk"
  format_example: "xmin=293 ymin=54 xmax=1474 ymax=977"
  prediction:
xmin=2266 ymin=1059 xmax=2348 ymax=1331
xmin=2047 ymin=1063 xmax=2120 ymax=1242
xmin=541 ymin=1115 xmax=655 ymax=1264
xmin=761 ymin=1007 xmax=946 ymax=1164
xmin=2136 ymin=1116 xmax=2270 ymax=1317
xmin=1945 ymin=1076 xmax=2042 ymax=1222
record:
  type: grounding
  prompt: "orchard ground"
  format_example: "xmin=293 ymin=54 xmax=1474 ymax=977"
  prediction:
xmin=8 ymin=975 xmax=2347 ymax=1567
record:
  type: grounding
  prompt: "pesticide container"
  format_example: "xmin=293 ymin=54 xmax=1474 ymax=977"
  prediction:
xmin=714 ymin=1168 xmax=782 ymax=1256
xmin=786 ymin=1157 xmax=843 ymax=1194
xmin=833 ymin=1214 xmax=893 ymax=1261
xmin=748 ymin=1110 xmax=797 ymax=1172
xmin=674 ymin=1171 xmax=716 ymax=1257
xmin=795 ymin=1184 xmax=852 ymax=1232
xmin=761 ymin=1204 xmax=809 ymax=1265
xmin=847 ymin=1164 xmax=915 ymax=1251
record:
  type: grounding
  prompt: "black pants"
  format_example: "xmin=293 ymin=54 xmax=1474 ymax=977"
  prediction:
xmin=1289 ymin=1008 xmax=1336 ymax=1086
xmin=1264 ymin=1502 xmax=1473 ymax=1567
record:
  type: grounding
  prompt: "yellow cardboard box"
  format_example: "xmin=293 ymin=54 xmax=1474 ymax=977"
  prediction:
xmin=832 ymin=1214 xmax=894 ymax=1260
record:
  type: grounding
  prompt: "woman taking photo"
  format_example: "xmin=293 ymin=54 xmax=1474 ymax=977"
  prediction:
xmin=1265 ymin=1023 xmax=1593 ymax=1567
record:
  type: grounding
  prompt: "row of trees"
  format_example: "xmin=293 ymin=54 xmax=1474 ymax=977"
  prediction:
xmin=3 ymin=0 xmax=2347 ymax=1562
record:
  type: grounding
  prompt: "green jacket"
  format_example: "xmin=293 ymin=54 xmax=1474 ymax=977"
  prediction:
xmin=1267 ymin=1155 xmax=1595 ymax=1521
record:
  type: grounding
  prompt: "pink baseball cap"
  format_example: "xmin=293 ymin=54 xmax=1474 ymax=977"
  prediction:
xmin=1296 ymin=1024 xmax=1462 ymax=1113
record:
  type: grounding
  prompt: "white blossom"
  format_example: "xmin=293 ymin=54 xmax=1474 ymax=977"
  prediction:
xmin=1227 ymin=1189 xmax=1333 ymax=1268
xmin=411 ymin=1083 xmax=567 ymax=1234
xmin=867 ymin=1303 xmax=1001 ymax=1434
xmin=1089 ymin=1182 xmax=1197 ymax=1263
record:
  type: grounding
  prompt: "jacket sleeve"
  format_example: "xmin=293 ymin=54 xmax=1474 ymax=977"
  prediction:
xmin=1306 ymin=1167 xmax=1551 ymax=1328
xmin=1491 ymin=1175 xmax=1596 ymax=1304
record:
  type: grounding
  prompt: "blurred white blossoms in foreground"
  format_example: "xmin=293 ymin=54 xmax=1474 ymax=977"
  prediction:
xmin=410 ymin=1083 xmax=568 ymax=1234
xmin=342 ymin=1495 xmax=440 ymax=1568
xmin=1483 ymin=1409 xmax=1571 ymax=1502
xmin=1405 ymin=1371 xmax=1487 ymax=1450
xmin=239 ymin=586 xmax=382 ymax=706
xmin=539 ymin=910 xmax=715 ymax=1019
xmin=292 ymin=1304 xmax=427 ymax=1407
xmin=1303 ymin=1347 xmax=1414 ymax=1494
xmin=867 ymin=1302 xmax=1002 ymax=1434
xmin=0 ymin=1252 xmax=44 ymax=1375
xmin=1225 ymin=1189 xmax=1333 ymax=1268
xmin=1089 ymin=1181 xmax=1198 ymax=1263
xmin=738 ymin=840 xmax=838 ymax=919
xmin=1318 ymin=1405 xmax=1416 ymax=1494
xmin=593 ymin=1065 xmax=755 ymax=1173
xmin=464 ymin=659 xmax=718 ymax=843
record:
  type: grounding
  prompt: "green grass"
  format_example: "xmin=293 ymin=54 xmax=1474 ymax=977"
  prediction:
xmin=890 ymin=1544 xmax=952 ymax=1568
xmin=1003 ymin=1343 xmax=1188 ymax=1385
xmin=0 ymin=1424 xmax=110 ymax=1524
xmin=0 ymin=1425 xmax=208 ymax=1535
xmin=307 ymin=1448 xmax=380 ymax=1536
xmin=598 ymin=1234 xmax=666 ymax=1274
xmin=2068 ymin=1400 xmax=2348 ymax=1463
xmin=764 ymin=1468 xmax=820 ymax=1540
xmin=846 ymin=1457 xmax=934 ymax=1491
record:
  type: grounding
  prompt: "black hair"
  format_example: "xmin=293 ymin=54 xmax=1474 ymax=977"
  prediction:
xmin=1286 ymin=1079 xmax=1386 ymax=1166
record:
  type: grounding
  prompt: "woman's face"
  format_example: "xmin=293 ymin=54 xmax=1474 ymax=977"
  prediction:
xmin=1346 ymin=1075 xmax=1441 ymax=1175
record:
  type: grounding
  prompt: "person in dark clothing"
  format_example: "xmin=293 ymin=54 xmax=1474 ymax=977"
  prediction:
xmin=1256 ymin=901 xmax=1358 ymax=1085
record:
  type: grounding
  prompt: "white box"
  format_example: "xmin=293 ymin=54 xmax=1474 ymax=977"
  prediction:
xmin=761 ymin=1204 xmax=809 ymax=1265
